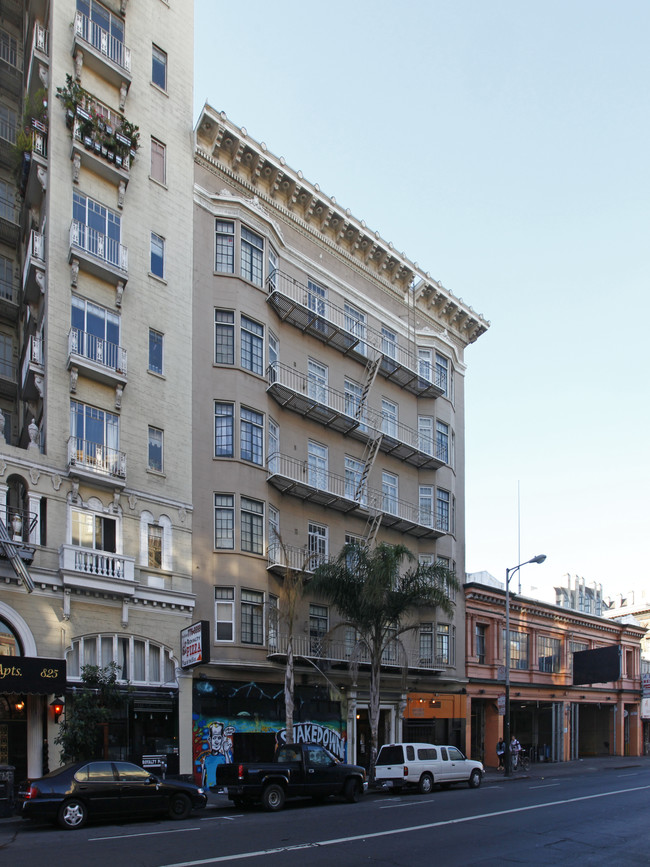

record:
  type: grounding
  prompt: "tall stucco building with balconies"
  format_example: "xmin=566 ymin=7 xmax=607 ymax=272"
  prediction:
xmin=190 ymin=104 xmax=489 ymax=782
xmin=0 ymin=0 xmax=196 ymax=784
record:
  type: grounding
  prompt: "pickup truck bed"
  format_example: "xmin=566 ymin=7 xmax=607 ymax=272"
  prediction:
xmin=215 ymin=742 xmax=366 ymax=811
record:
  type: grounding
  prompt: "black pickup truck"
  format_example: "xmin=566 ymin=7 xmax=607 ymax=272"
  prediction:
xmin=215 ymin=742 xmax=366 ymax=811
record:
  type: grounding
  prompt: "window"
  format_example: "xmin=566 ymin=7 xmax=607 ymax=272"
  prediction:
xmin=147 ymin=524 xmax=162 ymax=568
xmin=268 ymin=418 xmax=279 ymax=473
xmin=152 ymin=44 xmax=167 ymax=89
xmin=569 ymin=640 xmax=588 ymax=674
xmin=381 ymin=326 xmax=397 ymax=359
xmin=418 ymin=348 xmax=432 ymax=383
xmin=505 ymin=630 xmax=529 ymax=669
xmin=214 ymin=494 xmax=234 ymax=549
xmin=268 ymin=504 xmax=280 ymax=548
xmin=71 ymin=296 xmax=121 ymax=369
xmin=67 ymin=634 xmax=175 ymax=684
xmin=437 ymin=624 xmax=451 ymax=665
xmin=476 ymin=624 xmax=487 ymax=665
xmin=308 ymin=522 xmax=328 ymax=567
xmin=148 ymin=426 xmax=163 ymax=472
xmin=215 ymin=221 xmax=235 ymax=273
xmin=268 ymin=594 xmax=278 ymax=651
xmin=150 ymin=138 xmax=166 ymax=184
xmin=268 ymin=331 xmax=278 ymax=379
xmin=420 ymin=623 xmax=433 ymax=663
xmin=214 ymin=402 xmax=234 ymax=457
xmin=71 ymin=508 xmax=116 ymax=552
xmin=344 ymin=303 xmax=366 ymax=355
xmin=309 ymin=603 xmax=328 ymax=655
xmin=215 ymin=587 xmax=234 ymax=641
xmin=0 ymin=334 xmax=13 ymax=379
xmin=70 ymin=400 xmax=120 ymax=473
xmin=240 ymin=407 xmax=263 ymax=465
xmin=436 ymin=352 xmax=450 ymax=397
xmin=76 ymin=0 xmax=125 ymax=66
xmin=241 ymin=497 xmax=264 ymax=554
xmin=241 ymin=315 xmax=264 ymax=374
xmin=307 ymin=279 xmax=327 ymax=319
xmin=240 ymin=226 xmax=264 ymax=286
xmin=215 ymin=310 xmax=235 ymax=364
xmin=345 ymin=456 xmax=366 ymax=506
xmin=268 ymin=247 xmax=278 ymax=290
xmin=418 ymin=416 xmax=433 ymax=455
xmin=72 ymin=192 xmax=122 ymax=266
xmin=308 ymin=359 xmax=328 ymax=404
xmin=148 ymin=329 xmax=163 ymax=374
xmin=0 ymin=29 xmax=19 ymax=68
xmin=436 ymin=421 xmax=449 ymax=463
xmin=381 ymin=398 xmax=398 ymax=438
xmin=0 ymin=104 xmax=17 ymax=144
xmin=0 ymin=182 xmax=15 ymax=224
xmin=419 ymin=486 xmax=434 ymax=528
xmin=150 ymin=232 xmax=164 ymax=278
xmin=436 ymin=488 xmax=450 ymax=532
xmin=308 ymin=441 xmax=328 ymax=490
xmin=344 ymin=379 xmax=366 ymax=430
xmin=241 ymin=589 xmax=264 ymax=644
xmin=382 ymin=471 xmax=398 ymax=515
xmin=538 ymin=635 xmax=561 ymax=673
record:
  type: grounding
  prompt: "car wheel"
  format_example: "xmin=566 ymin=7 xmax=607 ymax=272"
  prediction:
xmin=262 ymin=783 xmax=286 ymax=812
xmin=468 ymin=769 xmax=482 ymax=789
xmin=418 ymin=773 xmax=434 ymax=795
xmin=169 ymin=793 xmax=192 ymax=820
xmin=344 ymin=778 xmax=362 ymax=803
xmin=58 ymin=798 xmax=87 ymax=830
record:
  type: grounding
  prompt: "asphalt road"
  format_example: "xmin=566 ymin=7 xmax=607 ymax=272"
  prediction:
xmin=3 ymin=759 xmax=650 ymax=866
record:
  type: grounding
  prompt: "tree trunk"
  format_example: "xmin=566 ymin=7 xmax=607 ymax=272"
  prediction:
xmin=367 ymin=651 xmax=382 ymax=785
xmin=285 ymin=635 xmax=295 ymax=744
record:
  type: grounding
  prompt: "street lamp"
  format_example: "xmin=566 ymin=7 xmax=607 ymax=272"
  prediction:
xmin=504 ymin=554 xmax=546 ymax=777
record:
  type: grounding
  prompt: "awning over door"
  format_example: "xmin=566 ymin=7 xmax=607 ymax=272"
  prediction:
xmin=0 ymin=657 xmax=66 ymax=694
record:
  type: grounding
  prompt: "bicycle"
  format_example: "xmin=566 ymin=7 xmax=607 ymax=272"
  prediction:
xmin=510 ymin=749 xmax=531 ymax=772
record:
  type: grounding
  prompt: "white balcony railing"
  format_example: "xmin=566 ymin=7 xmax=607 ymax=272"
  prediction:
xmin=267 ymin=541 xmax=329 ymax=574
xmin=32 ymin=22 xmax=49 ymax=56
xmin=69 ymin=328 xmax=127 ymax=374
xmin=74 ymin=11 xmax=131 ymax=72
xmin=60 ymin=543 xmax=135 ymax=582
xmin=22 ymin=230 xmax=45 ymax=288
xmin=70 ymin=220 xmax=128 ymax=274
xmin=67 ymin=436 xmax=126 ymax=480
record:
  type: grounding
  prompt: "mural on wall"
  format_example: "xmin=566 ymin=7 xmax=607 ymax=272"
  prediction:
xmin=193 ymin=678 xmax=347 ymax=787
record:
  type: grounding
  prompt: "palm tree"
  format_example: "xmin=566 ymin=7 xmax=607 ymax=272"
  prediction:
xmin=310 ymin=541 xmax=458 ymax=782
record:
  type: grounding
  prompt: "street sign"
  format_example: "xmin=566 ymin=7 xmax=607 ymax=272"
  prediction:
xmin=497 ymin=694 xmax=505 ymax=715
xmin=497 ymin=665 xmax=506 ymax=681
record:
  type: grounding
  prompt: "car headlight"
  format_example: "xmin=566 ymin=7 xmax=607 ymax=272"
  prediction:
xmin=197 ymin=788 xmax=205 ymax=795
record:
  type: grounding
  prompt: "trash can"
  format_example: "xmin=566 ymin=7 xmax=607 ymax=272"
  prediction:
xmin=0 ymin=765 xmax=15 ymax=818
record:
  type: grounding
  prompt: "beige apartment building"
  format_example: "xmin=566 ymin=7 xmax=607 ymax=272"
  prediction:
xmin=190 ymin=103 xmax=489 ymax=783
xmin=0 ymin=0 xmax=196 ymax=784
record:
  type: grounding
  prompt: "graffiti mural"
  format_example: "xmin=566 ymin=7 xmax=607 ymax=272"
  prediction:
xmin=193 ymin=678 xmax=347 ymax=787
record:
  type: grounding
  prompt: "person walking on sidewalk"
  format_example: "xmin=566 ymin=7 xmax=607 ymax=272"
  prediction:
xmin=496 ymin=738 xmax=505 ymax=770
xmin=510 ymin=735 xmax=521 ymax=771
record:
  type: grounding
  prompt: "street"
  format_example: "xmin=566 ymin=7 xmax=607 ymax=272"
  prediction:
xmin=3 ymin=760 xmax=650 ymax=866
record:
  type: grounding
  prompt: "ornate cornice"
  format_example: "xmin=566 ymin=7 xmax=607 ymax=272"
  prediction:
xmin=195 ymin=105 xmax=490 ymax=348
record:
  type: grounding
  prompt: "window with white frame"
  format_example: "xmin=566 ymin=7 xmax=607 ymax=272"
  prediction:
xmin=215 ymin=309 xmax=235 ymax=364
xmin=215 ymin=221 xmax=235 ymax=273
xmin=71 ymin=296 xmax=121 ymax=370
xmin=436 ymin=421 xmax=449 ymax=463
xmin=437 ymin=624 xmax=455 ymax=665
xmin=381 ymin=326 xmax=397 ymax=359
xmin=382 ymin=471 xmax=398 ymax=515
xmin=344 ymin=378 xmax=366 ymax=429
xmin=214 ymin=494 xmax=234 ymax=549
xmin=150 ymin=137 xmax=166 ymax=184
xmin=307 ymin=279 xmax=327 ymax=319
xmin=476 ymin=623 xmax=487 ymax=664
xmin=381 ymin=398 xmax=398 ymax=438
xmin=66 ymin=634 xmax=176 ymax=684
xmin=240 ymin=226 xmax=264 ymax=286
xmin=147 ymin=426 xmax=163 ymax=472
xmin=147 ymin=523 xmax=162 ymax=569
xmin=505 ymin=630 xmax=529 ymax=669
xmin=308 ymin=358 xmax=328 ymax=404
xmin=308 ymin=441 xmax=328 ymax=490
xmin=268 ymin=246 xmax=278 ymax=290
xmin=420 ymin=623 xmax=433 ymax=663
xmin=344 ymin=303 xmax=366 ymax=355
xmin=241 ymin=315 xmax=264 ymax=374
xmin=436 ymin=352 xmax=452 ymax=398
xmin=0 ymin=28 xmax=19 ymax=68
xmin=436 ymin=488 xmax=450 ymax=532
xmin=71 ymin=507 xmax=116 ymax=552
xmin=419 ymin=485 xmax=434 ymax=528
xmin=268 ymin=331 xmax=279 ymax=380
xmin=215 ymin=587 xmax=235 ymax=641
xmin=309 ymin=603 xmax=328 ymax=655
xmin=240 ymin=407 xmax=263 ymax=465
xmin=308 ymin=521 xmax=328 ymax=567
xmin=268 ymin=504 xmax=280 ymax=552
xmin=418 ymin=348 xmax=432 ymax=383
xmin=70 ymin=399 xmax=120 ymax=472
xmin=72 ymin=191 xmax=121 ymax=266
xmin=345 ymin=456 xmax=366 ymax=506
xmin=418 ymin=416 xmax=433 ymax=455
xmin=139 ymin=511 xmax=171 ymax=571
xmin=150 ymin=232 xmax=164 ymax=278
xmin=241 ymin=497 xmax=264 ymax=554
xmin=76 ymin=1 xmax=125 ymax=66
xmin=148 ymin=328 xmax=163 ymax=375
xmin=241 ymin=589 xmax=264 ymax=644
xmin=152 ymin=43 xmax=167 ymax=90
xmin=214 ymin=402 xmax=234 ymax=457
xmin=268 ymin=418 xmax=279 ymax=474
xmin=268 ymin=594 xmax=278 ymax=651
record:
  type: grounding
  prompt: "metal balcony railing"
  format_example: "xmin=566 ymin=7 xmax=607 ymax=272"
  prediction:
xmin=69 ymin=328 xmax=127 ymax=374
xmin=267 ymin=541 xmax=329 ymax=574
xmin=67 ymin=436 xmax=126 ymax=480
xmin=0 ymin=506 xmax=38 ymax=546
xmin=74 ymin=11 xmax=131 ymax=72
xmin=70 ymin=220 xmax=128 ymax=274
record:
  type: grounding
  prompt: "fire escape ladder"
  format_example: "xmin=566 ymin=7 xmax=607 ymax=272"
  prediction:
xmin=0 ymin=516 xmax=35 ymax=592
xmin=359 ymin=355 xmax=381 ymax=409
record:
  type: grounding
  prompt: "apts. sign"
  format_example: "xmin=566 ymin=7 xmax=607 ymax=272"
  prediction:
xmin=0 ymin=657 xmax=66 ymax=693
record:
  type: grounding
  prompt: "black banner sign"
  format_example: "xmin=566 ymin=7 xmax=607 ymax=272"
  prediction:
xmin=0 ymin=656 xmax=67 ymax=694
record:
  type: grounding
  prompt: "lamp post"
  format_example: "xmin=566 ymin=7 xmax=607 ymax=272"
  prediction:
xmin=504 ymin=554 xmax=546 ymax=777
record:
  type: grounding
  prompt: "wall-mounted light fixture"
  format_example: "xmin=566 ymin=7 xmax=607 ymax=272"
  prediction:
xmin=50 ymin=697 xmax=64 ymax=722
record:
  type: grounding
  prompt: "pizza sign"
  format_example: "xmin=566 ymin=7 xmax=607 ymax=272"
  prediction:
xmin=181 ymin=621 xmax=210 ymax=669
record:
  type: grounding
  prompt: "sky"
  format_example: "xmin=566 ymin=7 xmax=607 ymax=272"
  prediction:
xmin=194 ymin=1 xmax=650 ymax=602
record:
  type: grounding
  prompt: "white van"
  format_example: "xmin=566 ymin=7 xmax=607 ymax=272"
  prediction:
xmin=375 ymin=743 xmax=484 ymax=793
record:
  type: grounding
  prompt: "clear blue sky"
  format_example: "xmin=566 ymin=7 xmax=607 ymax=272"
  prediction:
xmin=194 ymin=1 xmax=650 ymax=599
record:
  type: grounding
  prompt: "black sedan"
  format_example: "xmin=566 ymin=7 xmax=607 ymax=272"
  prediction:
xmin=19 ymin=760 xmax=207 ymax=830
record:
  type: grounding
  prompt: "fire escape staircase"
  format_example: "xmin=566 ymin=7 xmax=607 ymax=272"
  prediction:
xmin=0 ymin=515 xmax=36 ymax=592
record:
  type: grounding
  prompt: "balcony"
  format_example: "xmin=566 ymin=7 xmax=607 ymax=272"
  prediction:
xmin=267 ymin=541 xmax=328 ymax=577
xmin=22 ymin=230 xmax=46 ymax=305
xmin=0 ymin=191 xmax=19 ymax=247
xmin=20 ymin=334 xmax=43 ymax=401
xmin=67 ymin=436 xmax=126 ymax=488
xmin=25 ymin=22 xmax=49 ymax=103
xmin=267 ymin=271 xmax=445 ymax=398
xmin=68 ymin=103 xmax=134 ymax=188
xmin=68 ymin=327 xmax=127 ymax=388
xmin=69 ymin=220 xmax=128 ymax=288
xmin=0 ymin=506 xmax=38 ymax=560
xmin=366 ymin=488 xmax=447 ymax=539
xmin=268 ymin=632 xmax=447 ymax=674
xmin=267 ymin=362 xmax=447 ymax=470
xmin=59 ymin=543 xmax=135 ymax=596
xmin=21 ymin=122 xmax=48 ymax=208
xmin=73 ymin=10 xmax=132 ymax=91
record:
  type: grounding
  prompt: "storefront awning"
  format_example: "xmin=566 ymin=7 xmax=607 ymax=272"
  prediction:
xmin=0 ymin=657 xmax=66 ymax=694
